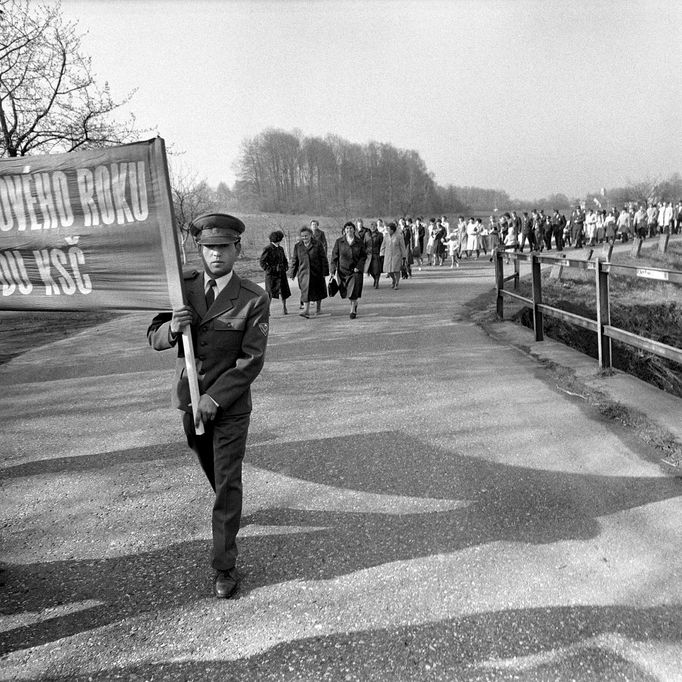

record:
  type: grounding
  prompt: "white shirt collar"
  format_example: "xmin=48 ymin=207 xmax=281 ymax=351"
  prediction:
xmin=204 ymin=270 xmax=233 ymax=295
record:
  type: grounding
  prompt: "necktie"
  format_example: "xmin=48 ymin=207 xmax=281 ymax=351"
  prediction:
xmin=205 ymin=279 xmax=216 ymax=309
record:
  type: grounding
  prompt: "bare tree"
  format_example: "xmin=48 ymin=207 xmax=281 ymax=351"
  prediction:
xmin=170 ymin=165 xmax=217 ymax=263
xmin=0 ymin=0 xmax=141 ymax=158
xmin=625 ymin=176 xmax=662 ymax=205
xmin=234 ymin=128 xmax=443 ymax=217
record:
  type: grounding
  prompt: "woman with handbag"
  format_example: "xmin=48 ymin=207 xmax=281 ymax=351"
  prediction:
xmin=330 ymin=221 xmax=367 ymax=319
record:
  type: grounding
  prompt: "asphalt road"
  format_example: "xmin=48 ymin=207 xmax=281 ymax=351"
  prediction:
xmin=1 ymin=258 xmax=680 ymax=681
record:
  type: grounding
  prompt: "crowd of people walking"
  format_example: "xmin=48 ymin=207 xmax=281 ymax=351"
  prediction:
xmin=494 ymin=200 xmax=682 ymax=257
xmin=258 ymin=216 xmax=496 ymax=320
xmin=259 ymin=201 xmax=682 ymax=318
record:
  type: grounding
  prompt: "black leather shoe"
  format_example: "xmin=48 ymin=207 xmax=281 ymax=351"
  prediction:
xmin=214 ymin=567 xmax=239 ymax=599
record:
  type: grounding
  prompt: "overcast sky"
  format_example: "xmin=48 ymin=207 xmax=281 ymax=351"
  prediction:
xmin=60 ymin=0 xmax=681 ymax=201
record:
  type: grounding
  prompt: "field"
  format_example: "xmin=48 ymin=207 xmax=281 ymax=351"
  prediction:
xmin=508 ymin=239 xmax=682 ymax=397
xmin=231 ymin=212 xmax=346 ymax=261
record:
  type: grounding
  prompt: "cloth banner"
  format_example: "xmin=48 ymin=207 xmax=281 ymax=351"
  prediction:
xmin=0 ymin=138 xmax=182 ymax=311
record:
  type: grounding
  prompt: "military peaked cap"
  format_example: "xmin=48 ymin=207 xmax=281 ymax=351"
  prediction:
xmin=190 ymin=213 xmax=245 ymax=245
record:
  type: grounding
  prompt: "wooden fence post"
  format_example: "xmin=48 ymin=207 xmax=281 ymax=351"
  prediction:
xmin=494 ymin=248 xmax=504 ymax=319
xmin=549 ymin=253 xmax=566 ymax=280
xmin=531 ymin=253 xmax=543 ymax=342
xmin=595 ymin=259 xmax=612 ymax=369
xmin=658 ymin=232 xmax=670 ymax=253
xmin=513 ymin=255 xmax=520 ymax=290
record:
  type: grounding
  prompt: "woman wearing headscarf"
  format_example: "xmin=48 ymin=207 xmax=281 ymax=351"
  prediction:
xmin=380 ymin=222 xmax=408 ymax=290
xmin=259 ymin=230 xmax=291 ymax=314
xmin=331 ymin=221 xmax=367 ymax=319
xmin=289 ymin=225 xmax=329 ymax=318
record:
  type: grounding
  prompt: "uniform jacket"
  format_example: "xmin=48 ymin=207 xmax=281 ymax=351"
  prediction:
xmin=147 ymin=271 xmax=269 ymax=416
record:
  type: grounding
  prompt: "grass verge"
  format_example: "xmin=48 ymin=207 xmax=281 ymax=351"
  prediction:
xmin=468 ymin=238 xmax=682 ymax=472
xmin=511 ymin=240 xmax=682 ymax=398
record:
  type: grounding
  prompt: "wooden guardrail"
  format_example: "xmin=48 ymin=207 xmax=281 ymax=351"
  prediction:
xmin=494 ymin=249 xmax=682 ymax=370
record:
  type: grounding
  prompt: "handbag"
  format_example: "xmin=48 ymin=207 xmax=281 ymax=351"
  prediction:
xmin=328 ymin=276 xmax=339 ymax=297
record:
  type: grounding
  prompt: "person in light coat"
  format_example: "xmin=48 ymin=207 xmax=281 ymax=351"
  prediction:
xmin=661 ymin=202 xmax=674 ymax=234
xmin=380 ymin=222 xmax=408 ymax=289
xmin=585 ymin=209 xmax=598 ymax=246
xmin=617 ymin=208 xmax=632 ymax=242
xmin=466 ymin=218 xmax=481 ymax=258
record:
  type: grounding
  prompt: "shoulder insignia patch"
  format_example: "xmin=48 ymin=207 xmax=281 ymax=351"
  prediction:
xmin=258 ymin=323 xmax=269 ymax=337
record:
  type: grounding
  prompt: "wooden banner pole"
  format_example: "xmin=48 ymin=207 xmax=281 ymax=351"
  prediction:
xmin=152 ymin=137 xmax=205 ymax=435
xmin=180 ymin=331 xmax=204 ymax=435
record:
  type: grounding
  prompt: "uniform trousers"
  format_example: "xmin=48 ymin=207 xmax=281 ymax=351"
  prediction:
xmin=183 ymin=411 xmax=250 ymax=571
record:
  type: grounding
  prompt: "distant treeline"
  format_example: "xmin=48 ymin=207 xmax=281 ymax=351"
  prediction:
xmin=222 ymin=128 xmax=681 ymax=218
xmin=232 ymin=128 xmax=447 ymax=216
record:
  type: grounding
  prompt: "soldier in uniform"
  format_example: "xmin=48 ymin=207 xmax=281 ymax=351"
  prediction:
xmin=147 ymin=213 xmax=269 ymax=599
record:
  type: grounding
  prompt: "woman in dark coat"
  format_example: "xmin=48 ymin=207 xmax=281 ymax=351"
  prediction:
xmin=367 ymin=221 xmax=384 ymax=289
xmin=331 ymin=221 xmax=367 ymax=319
xmin=433 ymin=218 xmax=447 ymax=266
xmin=401 ymin=219 xmax=414 ymax=277
xmin=289 ymin=225 xmax=329 ymax=318
xmin=259 ymin=230 xmax=291 ymax=314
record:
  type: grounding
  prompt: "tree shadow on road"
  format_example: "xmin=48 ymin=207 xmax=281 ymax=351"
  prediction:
xmin=0 ymin=311 xmax=122 ymax=366
xmin=36 ymin=604 xmax=679 ymax=681
xmin=1 ymin=431 xmax=679 ymax=660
